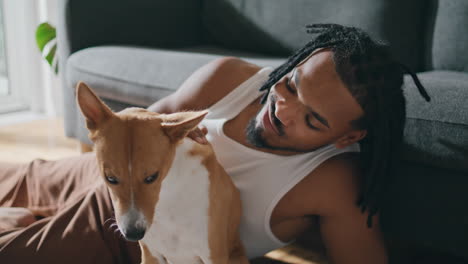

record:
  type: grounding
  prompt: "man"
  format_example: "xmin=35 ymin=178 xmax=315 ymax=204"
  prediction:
xmin=0 ymin=24 xmax=430 ymax=263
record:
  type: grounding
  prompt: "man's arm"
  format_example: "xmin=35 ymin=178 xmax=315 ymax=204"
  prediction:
xmin=319 ymin=197 xmax=388 ymax=264
xmin=147 ymin=57 xmax=261 ymax=113
xmin=301 ymin=155 xmax=388 ymax=264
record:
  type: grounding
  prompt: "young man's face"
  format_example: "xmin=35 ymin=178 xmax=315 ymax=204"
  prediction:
xmin=246 ymin=49 xmax=367 ymax=155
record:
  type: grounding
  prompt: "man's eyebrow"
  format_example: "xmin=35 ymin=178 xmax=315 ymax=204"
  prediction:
xmin=293 ymin=68 xmax=330 ymax=129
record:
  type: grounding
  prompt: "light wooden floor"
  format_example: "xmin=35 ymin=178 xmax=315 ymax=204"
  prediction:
xmin=0 ymin=118 xmax=327 ymax=264
xmin=0 ymin=118 xmax=80 ymax=163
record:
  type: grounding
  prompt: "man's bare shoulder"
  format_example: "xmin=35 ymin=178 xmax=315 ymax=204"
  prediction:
xmin=202 ymin=57 xmax=263 ymax=105
xmin=288 ymin=152 xmax=363 ymax=217
xmin=149 ymin=57 xmax=262 ymax=113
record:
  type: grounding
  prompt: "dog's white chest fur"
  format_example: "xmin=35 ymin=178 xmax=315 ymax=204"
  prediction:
xmin=142 ymin=139 xmax=212 ymax=264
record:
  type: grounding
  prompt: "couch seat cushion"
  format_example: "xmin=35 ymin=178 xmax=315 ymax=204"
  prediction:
xmin=402 ymin=71 xmax=468 ymax=172
xmin=66 ymin=45 xmax=285 ymax=106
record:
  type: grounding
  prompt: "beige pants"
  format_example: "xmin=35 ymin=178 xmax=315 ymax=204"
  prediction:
xmin=0 ymin=153 xmax=141 ymax=263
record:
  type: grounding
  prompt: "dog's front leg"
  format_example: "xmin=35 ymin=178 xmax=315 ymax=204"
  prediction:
xmin=139 ymin=242 xmax=166 ymax=264
xmin=228 ymin=244 xmax=250 ymax=264
xmin=228 ymin=254 xmax=250 ymax=264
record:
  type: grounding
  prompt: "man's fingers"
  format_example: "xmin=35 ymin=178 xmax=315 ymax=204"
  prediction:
xmin=195 ymin=134 xmax=208 ymax=144
xmin=200 ymin=126 xmax=208 ymax=135
xmin=188 ymin=127 xmax=208 ymax=144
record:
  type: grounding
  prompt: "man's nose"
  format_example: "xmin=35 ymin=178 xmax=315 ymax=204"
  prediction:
xmin=273 ymin=83 xmax=300 ymax=127
xmin=275 ymin=99 xmax=300 ymax=127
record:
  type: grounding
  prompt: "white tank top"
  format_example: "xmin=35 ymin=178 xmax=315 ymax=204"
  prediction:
xmin=201 ymin=67 xmax=360 ymax=258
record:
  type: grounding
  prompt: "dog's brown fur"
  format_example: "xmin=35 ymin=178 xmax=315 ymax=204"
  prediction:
xmin=76 ymin=82 xmax=249 ymax=263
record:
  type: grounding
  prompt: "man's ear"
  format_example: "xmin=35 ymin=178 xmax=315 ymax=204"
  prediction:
xmin=161 ymin=110 xmax=208 ymax=142
xmin=334 ymin=130 xmax=367 ymax=149
xmin=76 ymin=82 xmax=114 ymax=131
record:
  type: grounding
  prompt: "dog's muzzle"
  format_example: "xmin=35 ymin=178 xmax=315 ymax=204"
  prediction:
xmin=119 ymin=207 xmax=148 ymax=241
xmin=122 ymin=226 xmax=146 ymax=241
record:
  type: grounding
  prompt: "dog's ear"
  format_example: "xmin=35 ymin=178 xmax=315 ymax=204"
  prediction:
xmin=76 ymin=82 xmax=114 ymax=131
xmin=161 ymin=110 xmax=208 ymax=142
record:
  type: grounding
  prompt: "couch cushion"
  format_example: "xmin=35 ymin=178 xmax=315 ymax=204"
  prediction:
xmin=66 ymin=45 xmax=285 ymax=106
xmin=432 ymin=0 xmax=468 ymax=71
xmin=203 ymin=0 xmax=427 ymax=71
xmin=402 ymin=71 xmax=468 ymax=172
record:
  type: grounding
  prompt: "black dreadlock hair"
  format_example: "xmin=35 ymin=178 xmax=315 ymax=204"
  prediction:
xmin=259 ymin=24 xmax=431 ymax=228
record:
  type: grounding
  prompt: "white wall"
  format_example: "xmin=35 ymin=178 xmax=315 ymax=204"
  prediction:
xmin=38 ymin=0 xmax=62 ymax=118
xmin=2 ymin=0 xmax=43 ymax=114
xmin=1 ymin=0 xmax=62 ymax=118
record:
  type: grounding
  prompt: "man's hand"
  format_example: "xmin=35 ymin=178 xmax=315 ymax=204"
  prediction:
xmin=188 ymin=125 xmax=208 ymax=144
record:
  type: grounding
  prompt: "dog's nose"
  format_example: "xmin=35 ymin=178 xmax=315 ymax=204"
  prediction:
xmin=123 ymin=227 xmax=146 ymax=241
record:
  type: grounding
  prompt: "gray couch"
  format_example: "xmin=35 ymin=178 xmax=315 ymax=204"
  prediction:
xmin=57 ymin=0 xmax=468 ymax=262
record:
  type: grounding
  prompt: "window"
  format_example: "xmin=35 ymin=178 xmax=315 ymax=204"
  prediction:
xmin=0 ymin=6 xmax=7 ymax=98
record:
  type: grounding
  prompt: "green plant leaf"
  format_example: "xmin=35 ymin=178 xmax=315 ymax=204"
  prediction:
xmin=36 ymin=22 xmax=58 ymax=74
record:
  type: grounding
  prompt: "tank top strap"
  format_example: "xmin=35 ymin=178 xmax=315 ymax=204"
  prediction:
xmin=206 ymin=67 xmax=273 ymax=120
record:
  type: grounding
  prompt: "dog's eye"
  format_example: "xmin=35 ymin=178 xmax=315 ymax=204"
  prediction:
xmin=105 ymin=175 xmax=119 ymax=185
xmin=144 ymin=172 xmax=159 ymax=184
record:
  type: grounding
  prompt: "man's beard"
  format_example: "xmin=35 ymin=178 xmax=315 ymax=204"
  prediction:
xmin=245 ymin=97 xmax=283 ymax=151
xmin=245 ymin=114 xmax=305 ymax=153
xmin=245 ymin=117 xmax=273 ymax=150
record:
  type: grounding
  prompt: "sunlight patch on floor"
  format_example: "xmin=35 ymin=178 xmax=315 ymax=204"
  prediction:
xmin=0 ymin=118 xmax=79 ymax=163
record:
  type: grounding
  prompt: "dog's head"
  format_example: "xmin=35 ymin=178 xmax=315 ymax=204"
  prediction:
xmin=76 ymin=82 xmax=207 ymax=241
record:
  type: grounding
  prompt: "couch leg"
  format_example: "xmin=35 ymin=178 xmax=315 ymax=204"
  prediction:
xmin=79 ymin=142 xmax=93 ymax=153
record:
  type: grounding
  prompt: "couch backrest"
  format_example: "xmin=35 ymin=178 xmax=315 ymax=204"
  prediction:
xmin=431 ymin=0 xmax=468 ymax=72
xmin=202 ymin=0 xmax=428 ymax=71
xmin=65 ymin=0 xmax=204 ymax=53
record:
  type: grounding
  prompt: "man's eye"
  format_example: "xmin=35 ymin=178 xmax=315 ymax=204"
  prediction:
xmin=144 ymin=172 xmax=159 ymax=184
xmin=285 ymin=77 xmax=296 ymax=94
xmin=105 ymin=175 xmax=119 ymax=185
xmin=305 ymin=115 xmax=320 ymax=131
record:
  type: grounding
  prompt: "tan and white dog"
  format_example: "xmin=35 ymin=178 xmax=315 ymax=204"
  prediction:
xmin=76 ymin=82 xmax=249 ymax=264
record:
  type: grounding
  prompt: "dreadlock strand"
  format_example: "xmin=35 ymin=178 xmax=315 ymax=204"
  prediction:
xmin=366 ymin=67 xmax=395 ymax=226
xmin=398 ymin=63 xmax=431 ymax=102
